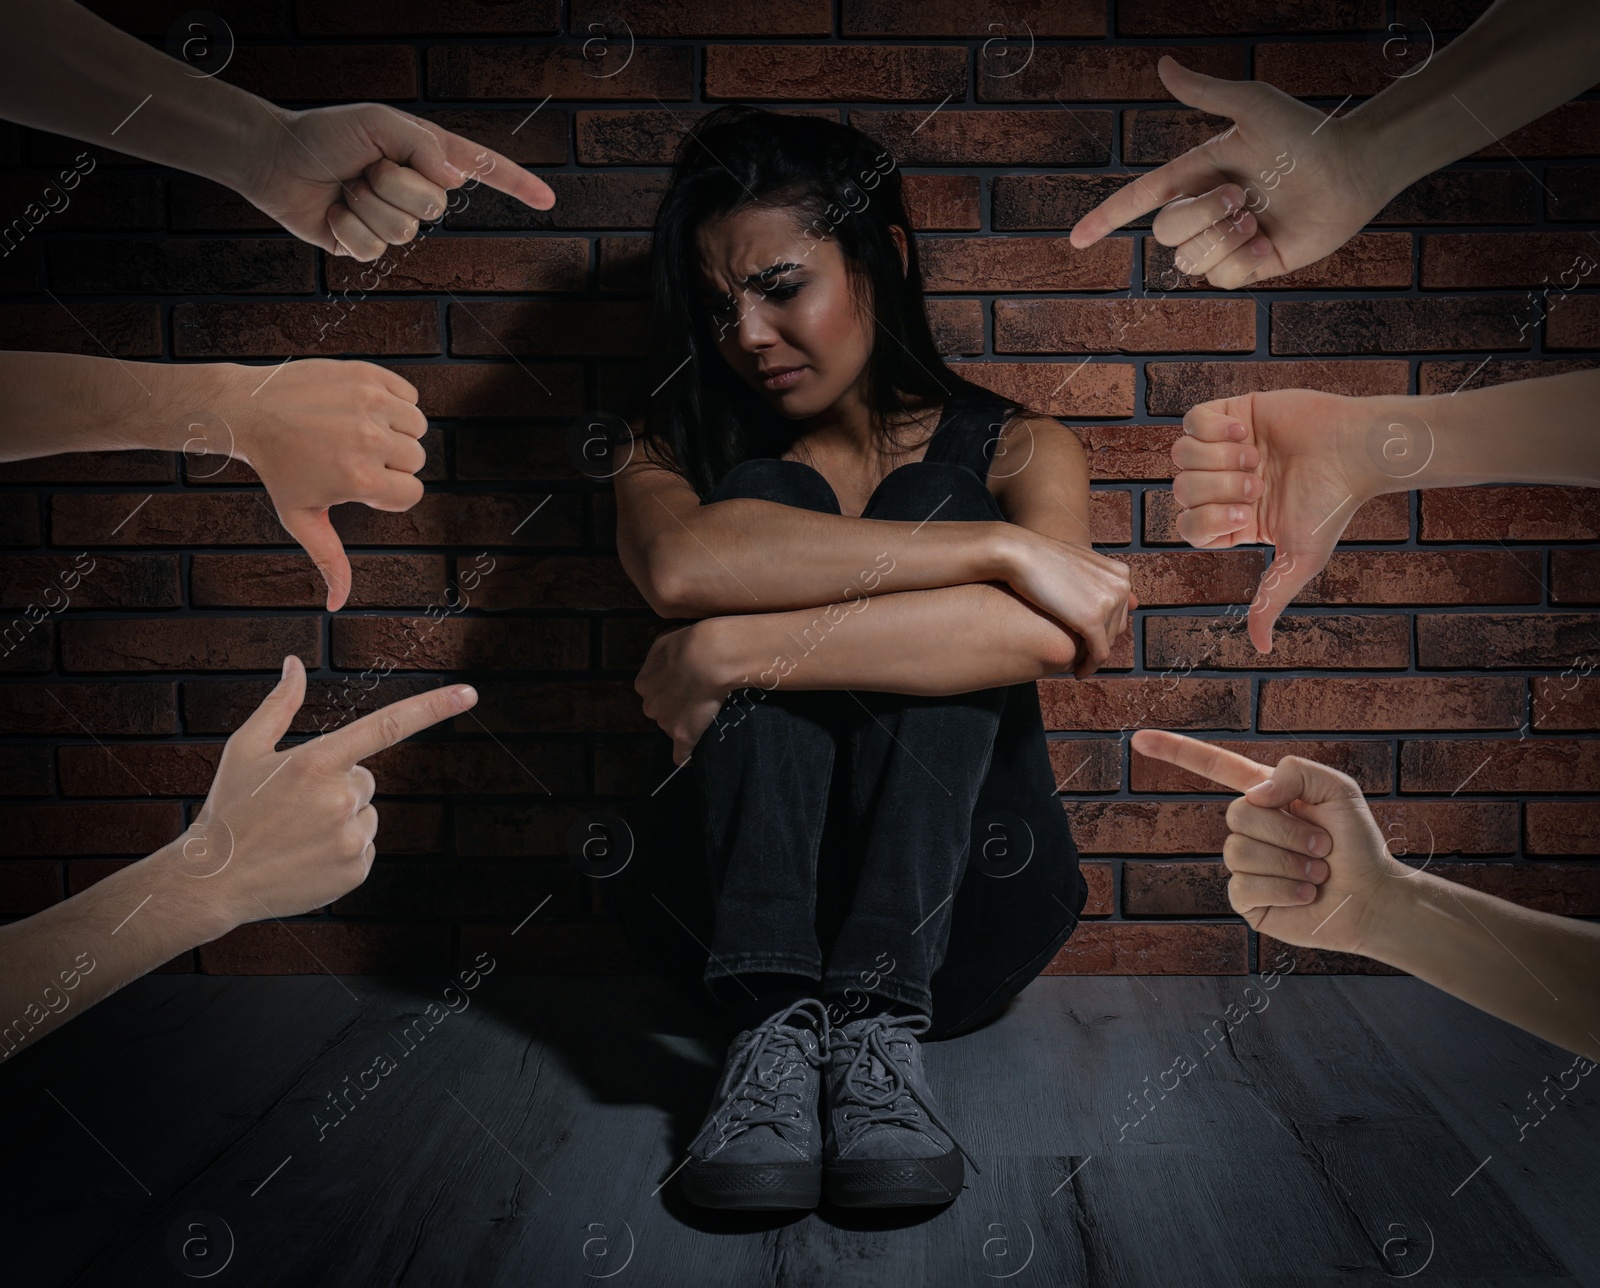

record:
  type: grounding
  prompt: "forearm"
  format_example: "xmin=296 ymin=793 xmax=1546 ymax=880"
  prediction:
xmin=703 ymin=581 xmax=1076 ymax=696
xmin=1358 ymin=370 xmax=1600 ymax=494
xmin=3 ymin=0 xmax=273 ymax=193
xmin=0 ymin=841 xmax=225 ymax=1063
xmin=1345 ymin=0 xmax=1600 ymax=201
xmin=1365 ymin=871 xmax=1600 ymax=1059
xmin=0 ymin=353 xmax=239 ymax=461
xmin=648 ymin=500 xmax=1020 ymax=618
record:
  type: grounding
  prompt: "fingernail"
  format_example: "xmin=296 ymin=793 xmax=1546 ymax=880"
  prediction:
xmin=1308 ymin=834 xmax=1329 ymax=856
xmin=453 ymin=684 xmax=477 ymax=706
xmin=281 ymin=656 xmax=291 ymax=680
xmin=1230 ymin=505 xmax=1248 ymax=522
xmin=1238 ymin=450 xmax=1251 ymax=470
xmin=1251 ymin=237 xmax=1272 ymax=257
xmin=1242 ymin=476 xmax=1259 ymax=497
xmin=1297 ymin=882 xmax=1315 ymax=901
xmin=1227 ymin=422 xmax=1247 ymax=440
xmin=1302 ymin=859 xmax=1316 ymax=879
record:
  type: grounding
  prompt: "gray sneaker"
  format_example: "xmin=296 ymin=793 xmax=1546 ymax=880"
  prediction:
xmin=823 ymin=1011 xmax=978 ymax=1207
xmin=680 ymin=998 xmax=831 ymax=1209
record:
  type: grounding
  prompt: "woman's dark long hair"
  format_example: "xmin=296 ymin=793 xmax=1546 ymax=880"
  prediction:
xmin=625 ymin=105 xmax=1025 ymax=497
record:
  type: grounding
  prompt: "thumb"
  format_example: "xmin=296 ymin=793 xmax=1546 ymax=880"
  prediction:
xmin=1246 ymin=550 xmax=1320 ymax=654
xmin=1243 ymin=754 xmax=1363 ymax=811
xmin=282 ymin=509 xmax=353 ymax=612
xmin=235 ymin=653 xmax=308 ymax=757
xmin=1156 ymin=54 xmax=1256 ymax=121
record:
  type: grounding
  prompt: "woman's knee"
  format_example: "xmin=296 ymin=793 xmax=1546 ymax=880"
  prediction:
xmin=862 ymin=460 xmax=1001 ymax=523
xmin=704 ymin=457 xmax=841 ymax=513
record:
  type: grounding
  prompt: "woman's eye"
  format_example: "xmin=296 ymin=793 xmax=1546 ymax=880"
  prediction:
xmin=766 ymin=283 xmax=801 ymax=301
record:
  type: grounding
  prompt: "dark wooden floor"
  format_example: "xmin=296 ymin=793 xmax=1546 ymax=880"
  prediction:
xmin=1 ymin=971 xmax=1595 ymax=1286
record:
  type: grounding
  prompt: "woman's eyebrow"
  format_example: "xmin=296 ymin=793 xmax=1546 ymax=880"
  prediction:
xmin=695 ymin=262 xmax=802 ymax=301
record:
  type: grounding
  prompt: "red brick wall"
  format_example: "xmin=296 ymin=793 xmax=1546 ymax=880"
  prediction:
xmin=1 ymin=0 xmax=1596 ymax=979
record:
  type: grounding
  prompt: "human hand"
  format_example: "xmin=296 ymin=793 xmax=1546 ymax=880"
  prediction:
xmin=238 ymin=102 xmax=555 ymax=259
xmin=635 ymin=622 xmax=733 ymax=765
xmin=1130 ymin=730 xmax=1412 ymax=958
xmin=208 ymin=359 xmax=428 ymax=612
xmin=1170 ymin=387 xmax=1397 ymax=652
xmin=1069 ymin=56 xmax=1390 ymax=289
xmin=1003 ymin=533 xmax=1136 ymax=678
xmin=176 ymin=654 xmax=477 ymax=936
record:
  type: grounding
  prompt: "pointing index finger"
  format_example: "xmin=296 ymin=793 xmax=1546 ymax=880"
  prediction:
xmin=1130 ymin=729 xmax=1272 ymax=794
xmin=316 ymin=684 xmax=478 ymax=767
xmin=1068 ymin=151 xmax=1217 ymax=248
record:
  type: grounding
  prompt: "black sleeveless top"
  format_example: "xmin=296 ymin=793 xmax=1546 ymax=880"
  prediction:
xmin=916 ymin=382 xmax=1016 ymax=482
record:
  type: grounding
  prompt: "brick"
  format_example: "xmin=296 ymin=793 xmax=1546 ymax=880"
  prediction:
xmin=1145 ymin=232 xmax=1412 ymax=291
xmin=1254 ymin=40 xmax=1434 ymax=97
xmin=0 ymin=682 xmax=175 ymax=736
xmin=299 ymin=0 xmax=559 ymax=34
xmin=1122 ymin=861 xmax=1230 ymax=916
xmin=1368 ymin=800 xmax=1517 ymax=855
xmin=0 ymin=554 xmax=179 ymax=609
xmin=903 ymin=175 xmax=982 ymax=230
xmin=428 ymin=44 xmax=693 ymax=100
xmin=0 ymin=172 xmax=164 ymax=229
xmin=1400 ymin=739 xmax=1600 ymax=794
xmin=1043 ymin=923 xmax=1247 ymax=975
xmin=449 ymin=173 xmax=670 ymax=231
xmin=449 ymin=300 xmax=648 ymax=357
xmin=1146 ymin=613 xmax=1410 ymax=670
xmin=1553 ymin=552 xmax=1600 ymax=604
xmin=574 ymin=107 xmax=837 ymax=165
xmin=1419 ymin=487 xmax=1600 ymax=541
xmin=1142 ymin=488 xmax=1409 ymax=544
xmin=330 ymin=615 xmax=586 ymax=672
xmin=0 ymin=450 xmax=174 ymax=485
xmin=1258 ymin=935 xmax=1404 ymax=976
xmin=449 ymin=555 xmax=642 ymax=611
xmin=1114 ymin=0 xmax=1384 ymax=34
xmin=60 ymin=617 xmax=320 ymax=673
xmin=0 ymin=745 xmax=51 ymax=796
xmin=1419 ymin=232 xmax=1600 ymax=289
xmin=449 ymin=680 xmax=651 ymax=732
xmin=0 ymin=303 xmax=161 ymax=355
xmin=843 ymin=0 xmax=1104 ymax=37
xmin=921 ymin=237 xmax=1129 ymax=292
xmin=226 ymin=46 xmax=418 ymax=101
xmin=1270 ymin=298 xmax=1530 ymax=355
xmin=413 ymin=109 xmax=569 ymax=169
xmin=1259 ymin=676 xmax=1523 ymax=731
xmin=456 ymin=802 xmax=602 ymax=855
xmin=0 ymin=498 xmax=41 ymax=546
xmin=1470 ymin=103 xmax=1600 ymax=160
xmin=956 ymin=360 xmax=1135 ymax=418
xmin=191 ymin=554 xmax=447 ymax=609
xmin=996 ymin=298 xmax=1254 ymax=353
xmin=1373 ymin=170 xmax=1534 ymax=225
xmin=183 ymin=676 xmax=432 ymax=737
xmin=1144 ymin=360 xmax=1408 ymax=414
xmin=333 ymin=493 xmax=584 ymax=547
xmin=1531 ymin=676 xmax=1600 ymax=732
xmin=854 ymin=110 xmax=1112 ymax=166
xmin=1548 ymin=296 xmax=1600 ymax=350
xmin=332 ymin=859 xmax=586 ymax=918
xmin=389 ymin=361 xmax=584 ymax=418
xmin=1546 ymin=166 xmax=1600 ymax=222
xmin=1069 ymin=800 xmax=1227 ymax=853
xmin=1122 ymin=108 xmax=1232 ymax=165
xmin=1417 ymin=614 xmax=1600 ymax=670
xmin=47 ymin=238 xmax=312 ymax=294
xmin=993 ymin=174 xmax=1154 ymax=231
xmin=0 ymin=861 xmax=61 ymax=915
xmin=1132 ymin=738 xmax=1391 ymax=794
xmin=1298 ymin=550 xmax=1543 ymax=605
xmin=199 ymin=922 xmax=451 ymax=974
xmin=977 ymin=45 xmax=1246 ymax=102
xmin=53 ymin=493 xmax=292 ymax=547
xmin=172 ymin=301 xmax=439 ymax=357
xmin=1038 ymin=677 xmax=1249 ymax=731
xmin=930 ymin=298 xmax=983 ymax=354
xmin=1045 ymin=738 xmax=1122 ymax=792
xmin=352 ymin=741 xmax=585 ymax=795
xmin=59 ymin=742 xmax=222 ymax=796
xmin=325 ymin=237 xmax=587 ymax=294
xmin=1417 ymin=357 xmax=1599 ymax=396
xmin=1073 ymin=425 xmax=1181 ymax=481
xmin=460 ymin=922 xmax=638 ymax=974
xmin=1526 ymin=802 xmax=1600 ymax=856
xmin=1125 ymin=550 xmax=1265 ymax=605
xmin=0 ymin=802 xmax=183 ymax=856
xmin=706 ymin=45 xmax=965 ymax=101
xmin=169 ymin=176 xmax=281 ymax=231
xmin=454 ymin=425 xmax=585 ymax=480
xmin=577 ymin=0 xmax=829 ymax=34
xmin=1081 ymin=861 xmax=1115 ymax=915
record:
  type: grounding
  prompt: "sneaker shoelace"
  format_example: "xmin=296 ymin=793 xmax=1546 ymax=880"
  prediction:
xmin=833 ymin=1012 xmax=982 ymax=1174
xmin=705 ymin=997 xmax=831 ymax=1148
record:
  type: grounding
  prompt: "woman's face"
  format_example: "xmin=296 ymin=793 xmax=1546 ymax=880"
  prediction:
xmin=695 ymin=204 xmax=896 ymax=420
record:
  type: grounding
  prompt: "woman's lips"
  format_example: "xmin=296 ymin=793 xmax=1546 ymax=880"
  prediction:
xmin=761 ymin=366 xmax=806 ymax=391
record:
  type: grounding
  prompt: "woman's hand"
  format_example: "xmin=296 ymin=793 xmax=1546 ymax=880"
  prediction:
xmin=635 ymin=622 xmax=736 ymax=765
xmin=1000 ymin=533 xmax=1135 ymax=678
xmin=1171 ymin=387 xmax=1396 ymax=652
xmin=1131 ymin=730 xmax=1414 ymax=959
